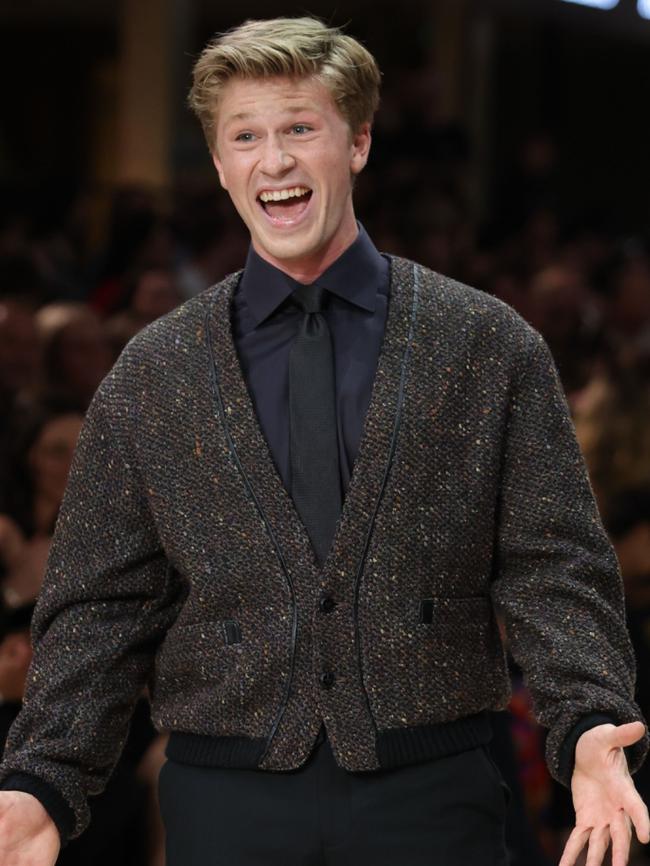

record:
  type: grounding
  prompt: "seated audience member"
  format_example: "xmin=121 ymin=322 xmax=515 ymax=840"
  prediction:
xmin=0 ymin=298 xmax=44 ymax=457
xmin=0 ymin=298 xmax=43 ymax=404
xmin=105 ymin=266 xmax=182 ymax=358
xmin=572 ymin=347 xmax=650 ymax=513
xmin=0 ymin=400 xmax=83 ymax=606
xmin=528 ymin=263 xmax=602 ymax=395
xmin=35 ymin=303 xmax=113 ymax=410
xmin=602 ymin=241 xmax=650 ymax=359
xmin=0 ymin=600 xmax=34 ymax=750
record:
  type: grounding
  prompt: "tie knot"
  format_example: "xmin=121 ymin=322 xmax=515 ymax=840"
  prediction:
xmin=291 ymin=283 xmax=327 ymax=314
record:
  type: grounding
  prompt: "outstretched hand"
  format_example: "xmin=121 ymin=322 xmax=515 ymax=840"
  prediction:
xmin=0 ymin=791 xmax=60 ymax=865
xmin=560 ymin=721 xmax=650 ymax=866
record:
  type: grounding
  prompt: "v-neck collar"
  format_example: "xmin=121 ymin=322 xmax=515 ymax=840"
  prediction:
xmin=205 ymin=255 xmax=419 ymax=586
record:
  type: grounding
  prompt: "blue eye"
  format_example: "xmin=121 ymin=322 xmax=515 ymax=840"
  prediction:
xmin=235 ymin=132 xmax=255 ymax=142
xmin=291 ymin=124 xmax=311 ymax=135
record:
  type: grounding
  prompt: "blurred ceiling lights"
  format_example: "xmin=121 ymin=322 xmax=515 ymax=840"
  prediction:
xmin=560 ymin=0 xmax=650 ymax=15
xmin=638 ymin=0 xmax=650 ymax=18
xmin=559 ymin=0 xmax=619 ymax=7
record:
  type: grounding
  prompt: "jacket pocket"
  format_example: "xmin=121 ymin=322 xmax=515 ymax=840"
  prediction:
xmin=417 ymin=594 xmax=492 ymax=625
xmin=154 ymin=621 xmax=237 ymax=685
xmin=360 ymin=595 xmax=509 ymax=730
xmin=150 ymin=617 xmax=290 ymax=735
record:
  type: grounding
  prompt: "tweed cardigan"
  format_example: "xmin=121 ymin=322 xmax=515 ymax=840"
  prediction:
xmin=0 ymin=257 xmax=646 ymax=840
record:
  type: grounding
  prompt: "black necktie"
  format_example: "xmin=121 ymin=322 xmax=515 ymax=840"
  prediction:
xmin=289 ymin=284 xmax=343 ymax=567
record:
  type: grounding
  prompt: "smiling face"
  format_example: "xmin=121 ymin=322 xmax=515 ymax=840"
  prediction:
xmin=212 ymin=75 xmax=371 ymax=282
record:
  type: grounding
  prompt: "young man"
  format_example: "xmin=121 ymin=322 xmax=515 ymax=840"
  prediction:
xmin=0 ymin=16 xmax=648 ymax=866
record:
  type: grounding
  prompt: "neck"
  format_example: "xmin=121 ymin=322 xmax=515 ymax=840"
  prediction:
xmin=252 ymin=221 xmax=359 ymax=285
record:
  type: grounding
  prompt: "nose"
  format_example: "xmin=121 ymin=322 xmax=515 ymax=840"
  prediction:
xmin=259 ymin=135 xmax=295 ymax=176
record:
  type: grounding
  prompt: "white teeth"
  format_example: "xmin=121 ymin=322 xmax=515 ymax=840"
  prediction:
xmin=259 ymin=186 xmax=310 ymax=203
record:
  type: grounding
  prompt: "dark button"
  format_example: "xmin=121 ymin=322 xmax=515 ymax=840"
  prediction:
xmin=320 ymin=671 xmax=335 ymax=689
xmin=319 ymin=593 xmax=336 ymax=613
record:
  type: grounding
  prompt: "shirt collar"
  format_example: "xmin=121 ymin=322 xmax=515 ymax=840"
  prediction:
xmin=239 ymin=222 xmax=386 ymax=330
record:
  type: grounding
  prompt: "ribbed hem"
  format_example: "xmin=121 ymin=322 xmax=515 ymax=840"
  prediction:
xmin=166 ymin=732 xmax=268 ymax=767
xmin=0 ymin=772 xmax=75 ymax=847
xmin=376 ymin=711 xmax=493 ymax=768
xmin=167 ymin=715 xmax=494 ymax=772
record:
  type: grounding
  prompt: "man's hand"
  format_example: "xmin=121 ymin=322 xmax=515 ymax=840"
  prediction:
xmin=0 ymin=791 xmax=60 ymax=865
xmin=559 ymin=721 xmax=650 ymax=866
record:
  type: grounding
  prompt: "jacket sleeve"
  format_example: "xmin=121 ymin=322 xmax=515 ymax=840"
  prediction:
xmin=0 ymin=383 xmax=184 ymax=840
xmin=490 ymin=330 xmax=649 ymax=787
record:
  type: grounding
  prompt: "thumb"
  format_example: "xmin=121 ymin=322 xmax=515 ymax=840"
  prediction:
xmin=609 ymin=720 xmax=646 ymax=749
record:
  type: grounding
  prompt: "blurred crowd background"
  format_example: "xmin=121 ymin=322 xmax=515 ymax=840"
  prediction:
xmin=0 ymin=0 xmax=649 ymax=863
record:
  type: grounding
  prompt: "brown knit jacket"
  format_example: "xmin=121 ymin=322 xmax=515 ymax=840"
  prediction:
xmin=0 ymin=257 xmax=646 ymax=839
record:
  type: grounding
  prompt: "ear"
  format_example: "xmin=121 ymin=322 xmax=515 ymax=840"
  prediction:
xmin=350 ymin=122 xmax=372 ymax=176
xmin=212 ymin=151 xmax=228 ymax=191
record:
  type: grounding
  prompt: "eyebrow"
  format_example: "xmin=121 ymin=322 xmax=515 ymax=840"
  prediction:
xmin=225 ymin=106 xmax=318 ymax=124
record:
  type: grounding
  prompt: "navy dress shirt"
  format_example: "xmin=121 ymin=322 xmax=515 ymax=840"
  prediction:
xmin=231 ymin=222 xmax=390 ymax=502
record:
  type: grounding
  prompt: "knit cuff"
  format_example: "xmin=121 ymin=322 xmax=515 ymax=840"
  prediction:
xmin=0 ymin=772 xmax=76 ymax=847
xmin=557 ymin=713 xmax=618 ymax=783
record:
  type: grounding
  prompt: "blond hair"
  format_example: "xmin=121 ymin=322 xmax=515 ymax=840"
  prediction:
xmin=188 ymin=16 xmax=381 ymax=152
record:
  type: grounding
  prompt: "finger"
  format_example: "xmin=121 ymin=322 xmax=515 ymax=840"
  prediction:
xmin=585 ymin=826 xmax=610 ymax=866
xmin=625 ymin=790 xmax=650 ymax=844
xmin=610 ymin=721 xmax=647 ymax=748
xmin=610 ymin=810 xmax=632 ymax=866
xmin=559 ymin=826 xmax=591 ymax=866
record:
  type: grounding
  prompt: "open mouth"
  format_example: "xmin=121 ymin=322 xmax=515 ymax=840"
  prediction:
xmin=257 ymin=186 xmax=313 ymax=225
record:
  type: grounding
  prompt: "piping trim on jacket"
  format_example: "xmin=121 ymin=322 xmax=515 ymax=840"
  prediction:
xmin=204 ymin=277 xmax=299 ymax=762
xmin=352 ymin=259 xmax=421 ymax=738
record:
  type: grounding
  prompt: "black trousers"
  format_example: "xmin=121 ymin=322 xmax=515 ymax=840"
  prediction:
xmin=159 ymin=733 xmax=510 ymax=866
